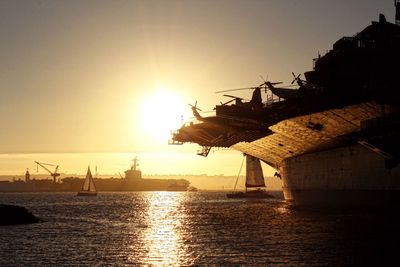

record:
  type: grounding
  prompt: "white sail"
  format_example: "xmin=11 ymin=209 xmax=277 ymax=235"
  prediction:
xmin=245 ymin=155 xmax=265 ymax=188
xmin=227 ymin=154 xmax=273 ymax=198
xmin=88 ymin=175 xmax=96 ymax=192
xmin=81 ymin=167 xmax=97 ymax=192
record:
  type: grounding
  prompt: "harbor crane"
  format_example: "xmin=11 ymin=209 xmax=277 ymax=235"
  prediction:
xmin=34 ymin=161 xmax=60 ymax=183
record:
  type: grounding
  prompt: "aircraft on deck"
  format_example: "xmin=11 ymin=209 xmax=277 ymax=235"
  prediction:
xmin=171 ymin=72 xmax=319 ymax=156
xmin=264 ymin=72 xmax=318 ymax=99
xmin=216 ymin=72 xmax=320 ymax=101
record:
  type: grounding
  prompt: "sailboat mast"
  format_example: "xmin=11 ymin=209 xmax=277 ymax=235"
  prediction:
xmin=233 ymin=155 xmax=245 ymax=191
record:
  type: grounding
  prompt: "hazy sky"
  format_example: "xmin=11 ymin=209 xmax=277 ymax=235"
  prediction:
xmin=0 ymin=0 xmax=395 ymax=155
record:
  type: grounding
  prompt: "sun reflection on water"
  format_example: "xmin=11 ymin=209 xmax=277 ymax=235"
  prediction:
xmin=129 ymin=192 xmax=188 ymax=265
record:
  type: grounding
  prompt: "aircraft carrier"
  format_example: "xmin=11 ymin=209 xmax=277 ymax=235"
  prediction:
xmin=171 ymin=3 xmax=400 ymax=206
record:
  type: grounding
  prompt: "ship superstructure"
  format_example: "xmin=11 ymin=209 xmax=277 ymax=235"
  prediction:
xmin=124 ymin=156 xmax=142 ymax=179
xmin=170 ymin=5 xmax=400 ymax=205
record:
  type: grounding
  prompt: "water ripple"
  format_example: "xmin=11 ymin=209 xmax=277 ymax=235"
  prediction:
xmin=0 ymin=192 xmax=399 ymax=266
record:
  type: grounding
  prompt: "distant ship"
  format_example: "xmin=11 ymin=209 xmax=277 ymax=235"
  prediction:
xmin=171 ymin=3 xmax=400 ymax=206
xmin=124 ymin=156 xmax=142 ymax=179
xmin=104 ymin=156 xmax=190 ymax=192
xmin=0 ymin=158 xmax=190 ymax=192
xmin=227 ymin=155 xmax=274 ymax=199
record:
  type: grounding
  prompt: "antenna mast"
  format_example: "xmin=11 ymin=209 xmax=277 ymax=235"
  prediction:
xmin=396 ymin=0 xmax=400 ymax=25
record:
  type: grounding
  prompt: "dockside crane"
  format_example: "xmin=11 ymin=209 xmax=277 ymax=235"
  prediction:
xmin=34 ymin=161 xmax=60 ymax=183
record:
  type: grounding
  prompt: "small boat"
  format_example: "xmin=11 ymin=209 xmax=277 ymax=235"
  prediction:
xmin=227 ymin=154 xmax=274 ymax=199
xmin=226 ymin=188 xmax=274 ymax=199
xmin=77 ymin=166 xmax=97 ymax=196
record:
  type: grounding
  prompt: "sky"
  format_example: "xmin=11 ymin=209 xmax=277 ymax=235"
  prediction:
xmin=0 ymin=0 xmax=395 ymax=174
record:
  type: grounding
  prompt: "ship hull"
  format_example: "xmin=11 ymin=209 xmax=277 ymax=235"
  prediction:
xmin=280 ymin=144 xmax=400 ymax=206
xmin=226 ymin=190 xmax=274 ymax=199
xmin=282 ymin=188 xmax=400 ymax=207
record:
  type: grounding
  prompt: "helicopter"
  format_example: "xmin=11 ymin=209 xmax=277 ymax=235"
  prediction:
xmin=220 ymin=94 xmax=246 ymax=106
xmin=172 ymin=75 xmax=305 ymax=153
xmin=181 ymin=72 xmax=317 ymax=135
xmin=172 ymin=99 xmax=271 ymax=156
xmin=188 ymin=82 xmax=270 ymax=124
xmin=263 ymin=72 xmax=316 ymax=99
xmin=215 ymin=72 xmax=316 ymax=103
xmin=188 ymin=100 xmax=203 ymax=120
xmin=215 ymin=83 xmax=269 ymax=109
xmin=186 ymin=98 xmax=268 ymax=133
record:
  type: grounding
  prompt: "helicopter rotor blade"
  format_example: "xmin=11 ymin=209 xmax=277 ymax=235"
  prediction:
xmin=291 ymin=72 xmax=302 ymax=84
xmin=280 ymin=84 xmax=298 ymax=88
xmin=223 ymin=94 xmax=244 ymax=100
xmin=259 ymin=75 xmax=267 ymax=83
xmin=291 ymin=72 xmax=296 ymax=84
xmin=259 ymin=75 xmax=268 ymax=92
xmin=188 ymin=101 xmax=202 ymax=111
xmin=259 ymin=75 xmax=285 ymax=92
xmin=221 ymin=98 xmax=236 ymax=105
xmin=215 ymin=87 xmax=259 ymax=93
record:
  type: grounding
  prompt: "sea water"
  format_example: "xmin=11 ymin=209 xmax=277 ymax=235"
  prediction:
xmin=0 ymin=192 xmax=398 ymax=266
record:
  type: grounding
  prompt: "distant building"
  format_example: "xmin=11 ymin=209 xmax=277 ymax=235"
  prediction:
xmin=25 ymin=169 xmax=30 ymax=182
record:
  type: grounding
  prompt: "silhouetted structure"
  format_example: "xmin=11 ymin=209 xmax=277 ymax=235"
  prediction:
xmin=171 ymin=6 xmax=400 ymax=206
xmin=34 ymin=161 xmax=60 ymax=183
xmin=25 ymin=169 xmax=30 ymax=182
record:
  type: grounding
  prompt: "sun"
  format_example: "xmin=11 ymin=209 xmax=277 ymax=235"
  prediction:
xmin=138 ymin=88 xmax=187 ymax=142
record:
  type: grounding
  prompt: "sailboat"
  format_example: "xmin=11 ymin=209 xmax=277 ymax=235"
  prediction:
xmin=227 ymin=154 xmax=274 ymax=199
xmin=77 ymin=166 xmax=98 ymax=196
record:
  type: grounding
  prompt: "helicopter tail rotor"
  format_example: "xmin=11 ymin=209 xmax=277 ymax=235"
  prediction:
xmin=291 ymin=72 xmax=302 ymax=84
xmin=188 ymin=100 xmax=202 ymax=111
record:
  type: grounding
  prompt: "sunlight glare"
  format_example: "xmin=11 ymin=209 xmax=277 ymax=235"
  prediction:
xmin=139 ymin=88 xmax=187 ymax=142
xmin=129 ymin=192 xmax=189 ymax=265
